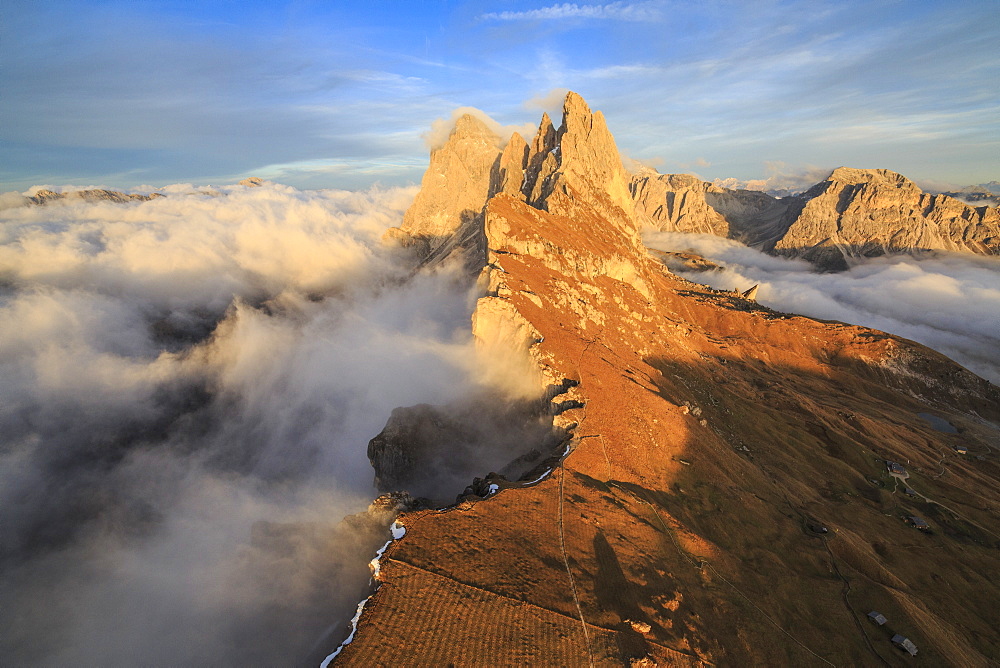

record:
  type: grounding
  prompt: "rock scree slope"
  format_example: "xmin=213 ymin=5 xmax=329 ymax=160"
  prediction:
xmin=336 ymin=93 xmax=1000 ymax=666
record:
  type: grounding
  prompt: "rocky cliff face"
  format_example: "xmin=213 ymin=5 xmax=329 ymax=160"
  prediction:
xmin=366 ymin=398 xmax=564 ymax=506
xmin=631 ymin=171 xmax=731 ymax=237
xmin=387 ymin=91 xmax=641 ymax=268
xmin=773 ymin=167 xmax=1000 ymax=270
xmin=634 ymin=166 xmax=1000 ymax=270
xmin=383 ymin=113 xmax=502 ymax=267
xmin=339 ymin=93 xmax=1000 ymax=667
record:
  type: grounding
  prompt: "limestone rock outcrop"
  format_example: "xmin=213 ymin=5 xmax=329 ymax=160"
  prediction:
xmin=543 ymin=92 xmax=637 ymax=232
xmin=366 ymin=398 xmax=563 ymax=506
xmin=385 ymin=113 xmax=502 ymax=265
xmin=772 ymin=167 xmax=1000 ymax=270
xmin=388 ymin=91 xmax=642 ymax=266
xmin=631 ymin=171 xmax=797 ymax=250
xmin=631 ymin=171 xmax=731 ymax=237
xmin=633 ymin=166 xmax=1000 ymax=270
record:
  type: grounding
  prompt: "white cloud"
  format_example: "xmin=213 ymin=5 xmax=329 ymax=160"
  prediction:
xmin=524 ymin=87 xmax=571 ymax=114
xmin=643 ymin=232 xmax=1000 ymax=384
xmin=712 ymin=162 xmax=833 ymax=193
xmin=422 ymin=106 xmax=538 ymax=150
xmin=0 ymin=183 xmax=546 ymax=664
xmin=481 ymin=1 xmax=663 ymax=22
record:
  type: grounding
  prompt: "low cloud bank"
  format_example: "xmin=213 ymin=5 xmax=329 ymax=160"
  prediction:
xmin=711 ymin=162 xmax=834 ymax=195
xmin=644 ymin=232 xmax=1000 ymax=384
xmin=0 ymin=183 xmax=530 ymax=665
xmin=423 ymin=107 xmax=537 ymax=151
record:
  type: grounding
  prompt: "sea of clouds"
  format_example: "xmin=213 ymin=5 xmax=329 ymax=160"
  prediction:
xmin=0 ymin=182 xmax=531 ymax=665
xmin=5 ymin=181 xmax=997 ymax=665
xmin=644 ymin=231 xmax=1000 ymax=385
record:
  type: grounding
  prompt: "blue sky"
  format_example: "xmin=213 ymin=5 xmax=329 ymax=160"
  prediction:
xmin=2 ymin=0 xmax=998 ymax=192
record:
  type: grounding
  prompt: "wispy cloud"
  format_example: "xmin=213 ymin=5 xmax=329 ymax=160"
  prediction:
xmin=481 ymin=1 xmax=662 ymax=22
xmin=645 ymin=232 xmax=1000 ymax=384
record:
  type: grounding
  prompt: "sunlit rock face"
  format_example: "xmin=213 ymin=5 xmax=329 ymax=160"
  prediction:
xmin=387 ymin=90 xmax=642 ymax=269
xmin=340 ymin=92 xmax=1000 ymax=666
xmin=773 ymin=167 xmax=1000 ymax=270
xmin=631 ymin=171 xmax=794 ymax=248
xmin=631 ymin=171 xmax=732 ymax=237
xmin=384 ymin=113 xmax=501 ymax=266
xmin=632 ymin=165 xmax=1000 ymax=271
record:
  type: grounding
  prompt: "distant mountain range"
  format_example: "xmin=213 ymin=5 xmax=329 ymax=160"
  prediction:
xmin=633 ymin=167 xmax=1000 ymax=271
xmin=711 ymin=177 xmax=1000 ymax=202
xmin=938 ymin=184 xmax=1000 ymax=206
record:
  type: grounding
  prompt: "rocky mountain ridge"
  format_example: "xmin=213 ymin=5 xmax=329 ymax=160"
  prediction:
xmin=336 ymin=93 xmax=1000 ymax=666
xmin=15 ymin=156 xmax=995 ymax=275
xmin=388 ymin=99 xmax=998 ymax=273
xmin=633 ymin=167 xmax=1000 ymax=271
xmin=26 ymin=188 xmax=164 ymax=205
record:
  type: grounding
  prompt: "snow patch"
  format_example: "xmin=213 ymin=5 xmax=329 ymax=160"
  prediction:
xmin=320 ymin=520 xmax=406 ymax=666
xmin=369 ymin=540 xmax=393 ymax=580
xmin=523 ymin=441 xmax=573 ymax=486
xmin=524 ymin=469 xmax=553 ymax=485
xmin=319 ymin=598 xmax=366 ymax=668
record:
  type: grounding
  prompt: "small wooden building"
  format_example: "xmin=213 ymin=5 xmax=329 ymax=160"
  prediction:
xmin=905 ymin=516 xmax=930 ymax=531
xmin=867 ymin=611 xmax=887 ymax=625
xmin=886 ymin=461 xmax=906 ymax=475
xmin=891 ymin=634 xmax=918 ymax=656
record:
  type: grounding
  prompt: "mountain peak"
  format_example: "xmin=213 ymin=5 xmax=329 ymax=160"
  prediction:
xmin=560 ymin=90 xmax=592 ymax=127
xmin=389 ymin=112 xmax=503 ymax=261
xmin=546 ymin=91 xmax=636 ymax=228
xmin=344 ymin=92 xmax=1000 ymax=668
xmin=826 ymin=167 xmax=917 ymax=190
xmin=776 ymin=165 xmax=999 ymax=268
xmin=451 ymin=113 xmax=500 ymax=143
xmin=392 ymin=92 xmax=638 ymax=264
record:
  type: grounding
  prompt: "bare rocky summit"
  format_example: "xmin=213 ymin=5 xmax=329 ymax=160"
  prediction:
xmin=773 ymin=167 xmax=1000 ymax=270
xmin=336 ymin=93 xmax=1000 ymax=666
xmin=384 ymin=113 xmax=502 ymax=266
xmin=385 ymin=92 xmax=641 ymax=268
xmin=635 ymin=166 xmax=1000 ymax=270
xmin=28 ymin=188 xmax=164 ymax=205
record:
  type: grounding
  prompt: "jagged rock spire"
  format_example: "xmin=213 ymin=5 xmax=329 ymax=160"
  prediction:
xmin=390 ymin=92 xmax=642 ymax=265
xmin=519 ymin=92 xmax=638 ymax=237
xmin=387 ymin=113 xmax=502 ymax=262
xmin=494 ymin=131 xmax=529 ymax=198
xmin=523 ymin=112 xmax=559 ymax=204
